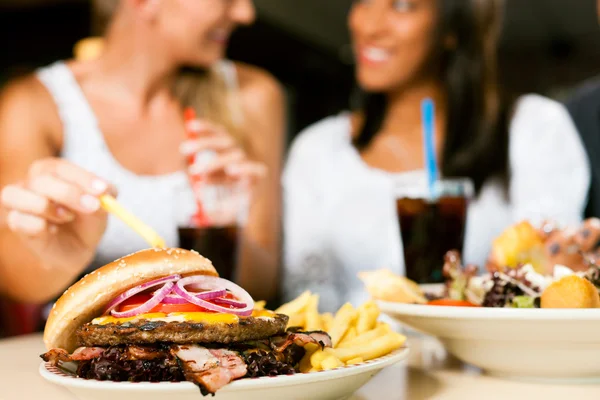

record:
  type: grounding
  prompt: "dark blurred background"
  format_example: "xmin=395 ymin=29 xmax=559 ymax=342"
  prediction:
xmin=2 ymin=0 xmax=600 ymax=143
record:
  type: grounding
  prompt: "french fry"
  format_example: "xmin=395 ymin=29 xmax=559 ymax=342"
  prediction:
xmin=321 ymin=313 xmax=333 ymax=332
xmin=299 ymin=342 xmax=320 ymax=373
xmin=287 ymin=313 xmax=306 ymax=329
xmin=305 ymin=294 xmax=323 ymax=331
xmin=275 ymin=291 xmax=312 ymax=319
xmin=275 ymin=292 xmax=404 ymax=372
xmin=310 ymin=349 xmax=328 ymax=371
xmin=328 ymin=332 xmax=406 ymax=362
xmin=337 ymin=323 xmax=391 ymax=349
xmin=100 ymin=195 xmax=166 ymax=248
xmin=356 ymin=301 xmax=380 ymax=334
xmin=338 ymin=327 xmax=357 ymax=346
xmin=347 ymin=357 xmax=364 ymax=365
xmin=329 ymin=303 xmax=358 ymax=347
xmin=321 ymin=355 xmax=344 ymax=370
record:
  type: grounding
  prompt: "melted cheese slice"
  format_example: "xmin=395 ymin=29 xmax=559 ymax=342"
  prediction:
xmin=252 ymin=309 xmax=276 ymax=318
xmin=92 ymin=312 xmax=239 ymax=325
xmin=91 ymin=309 xmax=276 ymax=325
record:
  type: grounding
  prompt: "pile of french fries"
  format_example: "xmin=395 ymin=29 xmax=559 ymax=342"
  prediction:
xmin=275 ymin=291 xmax=406 ymax=373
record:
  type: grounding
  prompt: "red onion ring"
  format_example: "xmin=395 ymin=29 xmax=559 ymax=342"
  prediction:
xmin=160 ymin=289 xmax=226 ymax=304
xmin=212 ymin=297 xmax=246 ymax=308
xmin=174 ymin=276 xmax=254 ymax=316
xmin=105 ymin=274 xmax=181 ymax=313
xmin=111 ymin=281 xmax=175 ymax=318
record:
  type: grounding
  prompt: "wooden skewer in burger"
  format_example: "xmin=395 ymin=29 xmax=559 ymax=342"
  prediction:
xmin=41 ymin=248 xmax=331 ymax=396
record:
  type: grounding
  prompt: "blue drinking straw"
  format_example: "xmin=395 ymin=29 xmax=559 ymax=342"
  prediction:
xmin=421 ymin=98 xmax=439 ymax=198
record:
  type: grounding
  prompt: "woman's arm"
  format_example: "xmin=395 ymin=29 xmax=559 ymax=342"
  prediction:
xmin=0 ymin=76 xmax=112 ymax=303
xmin=235 ymin=63 xmax=286 ymax=302
xmin=0 ymin=77 xmax=72 ymax=302
xmin=509 ymin=95 xmax=591 ymax=226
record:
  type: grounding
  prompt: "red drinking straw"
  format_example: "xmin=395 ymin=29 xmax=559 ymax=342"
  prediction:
xmin=184 ymin=107 xmax=210 ymax=227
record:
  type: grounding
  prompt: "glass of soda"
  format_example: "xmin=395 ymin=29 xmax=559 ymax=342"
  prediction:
xmin=175 ymin=181 xmax=249 ymax=282
xmin=395 ymin=178 xmax=473 ymax=283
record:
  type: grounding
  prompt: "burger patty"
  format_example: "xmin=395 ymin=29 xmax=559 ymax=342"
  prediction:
xmin=76 ymin=314 xmax=289 ymax=347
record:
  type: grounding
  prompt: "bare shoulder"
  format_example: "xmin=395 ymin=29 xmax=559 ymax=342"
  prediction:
xmin=233 ymin=62 xmax=285 ymax=118
xmin=0 ymin=74 xmax=62 ymax=151
xmin=1 ymin=74 xmax=55 ymax=114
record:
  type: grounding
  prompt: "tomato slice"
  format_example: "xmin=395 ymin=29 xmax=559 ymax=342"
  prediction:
xmin=148 ymin=302 xmax=209 ymax=313
xmin=427 ymin=299 xmax=480 ymax=307
xmin=117 ymin=294 xmax=151 ymax=312
xmin=117 ymin=293 xmax=214 ymax=314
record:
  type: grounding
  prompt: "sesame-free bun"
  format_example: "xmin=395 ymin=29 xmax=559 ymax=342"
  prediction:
xmin=44 ymin=248 xmax=217 ymax=352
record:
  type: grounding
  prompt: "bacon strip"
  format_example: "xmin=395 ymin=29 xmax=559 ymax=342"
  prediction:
xmin=41 ymin=345 xmax=176 ymax=365
xmin=273 ymin=331 xmax=332 ymax=353
xmin=41 ymin=348 xmax=71 ymax=366
xmin=70 ymin=347 xmax=106 ymax=361
xmin=41 ymin=347 xmax=106 ymax=365
xmin=41 ymin=347 xmax=104 ymax=365
xmin=171 ymin=345 xmax=247 ymax=395
xmin=127 ymin=345 xmax=165 ymax=360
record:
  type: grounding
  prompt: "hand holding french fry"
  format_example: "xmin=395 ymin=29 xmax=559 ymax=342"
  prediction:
xmin=276 ymin=292 xmax=406 ymax=372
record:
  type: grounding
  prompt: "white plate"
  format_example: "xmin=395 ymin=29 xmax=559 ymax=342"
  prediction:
xmin=379 ymin=301 xmax=600 ymax=382
xmin=39 ymin=348 xmax=409 ymax=400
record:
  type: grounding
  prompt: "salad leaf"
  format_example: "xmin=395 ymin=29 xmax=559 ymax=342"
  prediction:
xmin=585 ymin=265 xmax=600 ymax=290
xmin=510 ymin=296 xmax=537 ymax=308
xmin=443 ymin=251 xmax=478 ymax=301
xmin=482 ymin=268 xmax=541 ymax=308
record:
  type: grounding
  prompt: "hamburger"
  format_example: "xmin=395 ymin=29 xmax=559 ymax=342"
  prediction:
xmin=41 ymin=248 xmax=331 ymax=396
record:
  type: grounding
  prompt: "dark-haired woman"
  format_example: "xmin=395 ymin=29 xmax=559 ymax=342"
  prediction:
xmin=282 ymin=0 xmax=590 ymax=309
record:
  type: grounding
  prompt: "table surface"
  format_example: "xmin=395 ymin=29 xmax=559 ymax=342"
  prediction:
xmin=1 ymin=333 xmax=599 ymax=400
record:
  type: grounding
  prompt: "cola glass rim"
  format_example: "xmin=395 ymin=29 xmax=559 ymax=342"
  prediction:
xmin=394 ymin=177 xmax=475 ymax=202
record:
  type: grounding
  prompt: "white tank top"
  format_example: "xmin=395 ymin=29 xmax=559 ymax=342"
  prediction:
xmin=36 ymin=61 xmax=242 ymax=270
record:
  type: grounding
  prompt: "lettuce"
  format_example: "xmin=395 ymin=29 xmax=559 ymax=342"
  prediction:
xmin=511 ymin=296 xmax=537 ymax=308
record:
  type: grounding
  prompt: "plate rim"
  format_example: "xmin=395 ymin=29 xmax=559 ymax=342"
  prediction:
xmin=39 ymin=347 xmax=409 ymax=392
xmin=377 ymin=300 xmax=600 ymax=320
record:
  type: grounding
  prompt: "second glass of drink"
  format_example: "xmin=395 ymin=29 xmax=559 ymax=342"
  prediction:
xmin=395 ymin=178 xmax=473 ymax=283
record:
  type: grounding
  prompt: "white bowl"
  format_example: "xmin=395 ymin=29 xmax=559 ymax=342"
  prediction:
xmin=39 ymin=348 xmax=408 ymax=400
xmin=378 ymin=302 xmax=600 ymax=382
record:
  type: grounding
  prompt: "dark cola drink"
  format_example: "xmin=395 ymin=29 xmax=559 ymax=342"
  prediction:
xmin=178 ymin=225 xmax=240 ymax=282
xmin=396 ymin=180 xmax=471 ymax=283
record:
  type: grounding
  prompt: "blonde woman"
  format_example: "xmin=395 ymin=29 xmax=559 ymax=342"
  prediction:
xmin=0 ymin=0 xmax=285 ymax=303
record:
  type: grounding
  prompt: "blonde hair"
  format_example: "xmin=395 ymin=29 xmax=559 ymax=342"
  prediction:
xmin=91 ymin=0 xmax=244 ymax=148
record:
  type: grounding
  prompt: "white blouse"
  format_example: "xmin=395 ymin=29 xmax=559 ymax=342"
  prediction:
xmin=282 ymin=95 xmax=591 ymax=311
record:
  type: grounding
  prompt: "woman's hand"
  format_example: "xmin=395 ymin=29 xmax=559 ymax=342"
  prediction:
xmin=0 ymin=158 xmax=114 ymax=272
xmin=179 ymin=119 xmax=267 ymax=186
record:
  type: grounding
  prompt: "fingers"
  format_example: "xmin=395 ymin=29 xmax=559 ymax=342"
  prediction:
xmin=27 ymin=175 xmax=101 ymax=214
xmin=29 ymin=158 xmax=115 ymax=197
xmin=225 ymin=161 xmax=267 ymax=181
xmin=1 ymin=158 xmax=115 ymax=239
xmin=1 ymin=184 xmax=75 ymax=224
xmin=185 ymin=119 xmax=227 ymax=138
xmin=203 ymin=149 xmax=245 ymax=175
xmin=179 ymin=136 xmax=236 ymax=156
xmin=6 ymin=210 xmax=57 ymax=237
